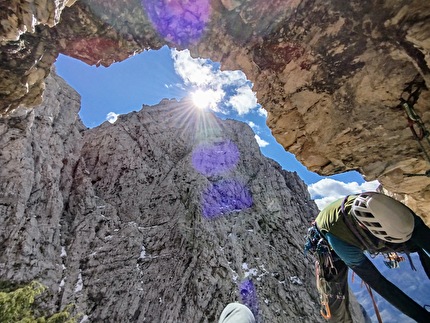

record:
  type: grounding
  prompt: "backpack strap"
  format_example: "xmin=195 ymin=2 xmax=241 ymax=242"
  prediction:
xmin=340 ymin=195 xmax=376 ymax=252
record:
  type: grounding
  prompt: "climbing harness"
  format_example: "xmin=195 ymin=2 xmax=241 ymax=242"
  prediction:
xmin=399 ymin=75 xmax=430 ymax=177
xmin=304 ymin=224 xmax=323 ymax=256
xmin=305 ymin=224 xmax=343 ymax=320
xmin=304 ymin=224 xmax=336 ymax=271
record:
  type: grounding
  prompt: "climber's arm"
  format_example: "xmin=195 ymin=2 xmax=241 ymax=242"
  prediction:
xmin=326 ymin=232 xmax=430 ymax=323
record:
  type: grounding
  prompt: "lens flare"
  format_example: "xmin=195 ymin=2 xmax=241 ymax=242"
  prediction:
xmin=239 ymin=279 xmax=259 ymax=319
xmin=201 ymin=180 xmax=253 ymax=219
xmin=192 ymin=140 xmax=240 ymax=176
xmin=191 ymin=88 xmax=223 ymax=111
xmin=142 ymin=0 xmax=211 ymax=46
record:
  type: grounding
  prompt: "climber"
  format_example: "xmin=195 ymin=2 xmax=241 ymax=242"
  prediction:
xmin=218 ymin=303 xmax=255 ymax=323
xmin=304 ymin=191 xmax=430 ymax=323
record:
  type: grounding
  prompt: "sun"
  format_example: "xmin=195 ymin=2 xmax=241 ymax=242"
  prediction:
xmin=191 ymin=88 xmax=221 ymax=110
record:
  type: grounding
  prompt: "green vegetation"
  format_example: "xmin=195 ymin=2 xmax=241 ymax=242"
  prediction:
xmin=0 ymin=281 xmax=77 ymax=323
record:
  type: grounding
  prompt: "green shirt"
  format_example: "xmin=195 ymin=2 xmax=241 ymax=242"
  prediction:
xmin=316 ymin=195 xmax=406 ymax=254
xmin=315 ymin=195 xmax=365 ymax=249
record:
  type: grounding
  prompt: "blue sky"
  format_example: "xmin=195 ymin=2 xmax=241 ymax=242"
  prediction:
xmin=54 ymin=46 xmax=379 ymax=209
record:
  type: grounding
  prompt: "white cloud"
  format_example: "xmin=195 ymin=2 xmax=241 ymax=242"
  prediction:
xmin=248 ymin=121 xmax=257 ymax=129
xmin=171 ymin=49 xmax=258 ymax=115
xmin=106 ymin=112 xmax=119 ymax=123
xmin=255 ymin=134 xmax=269 ymax=147
xmin=308 ymin=178 xmax=380 ymax=210
xmin=173 ymin=51 xmax=215 ymax=86
xmin=257 ymin=107 xmax=268 ymax=117
xmin=227 ymin=85 xmax=258 ymax=115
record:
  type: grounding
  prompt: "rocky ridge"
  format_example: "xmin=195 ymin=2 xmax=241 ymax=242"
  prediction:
xmin=0 ymin=72 xmax=371 ymax=322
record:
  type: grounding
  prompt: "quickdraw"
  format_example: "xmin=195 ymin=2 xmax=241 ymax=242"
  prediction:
xmin=320 ymin=300 xmax=331 ymax=320
xmin=399 ymin=75 xmax=430 ymax=177
xmin=315 ymin=261 xmax=332 ymax=320
xmin=383 ymin=252 xmax=405 ymax=269
xmin=305 ymin=224 xmax=339 ymax=320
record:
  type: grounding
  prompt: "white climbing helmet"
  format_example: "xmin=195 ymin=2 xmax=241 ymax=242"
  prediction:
xmin=351 ymin=192 xmax=415 ymax=243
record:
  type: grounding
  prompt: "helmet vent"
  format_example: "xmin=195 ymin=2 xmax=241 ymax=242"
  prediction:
xmin=362 ymin=221 xmax=382 ymax=228
xmin=384 ymin=236 xmax=402 ymax=242
xmin=357 ymin=211 xmax=374 ymax=218
xmin=355 ymin=200 xmax=367 ymax=208
xmin=371 ymin=230 xmax=388 ymax=236
xmin=363 ymin=221 xmax=382 ymax=228
xmin=351 ymin=192 xmax=415 ymax=243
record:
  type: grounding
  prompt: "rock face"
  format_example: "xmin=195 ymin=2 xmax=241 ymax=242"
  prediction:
xmin=1 ymin=72 xmax=370 ymax=322
xmin=0 ymin=70 xmax=84 ymax=285
xmin=1 ymin=0 xmax=429 ymax=221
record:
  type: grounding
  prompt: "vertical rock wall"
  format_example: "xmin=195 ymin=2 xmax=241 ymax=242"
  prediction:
xmin=0 ymin=72 xmax=367 ymax=322
xmin=74 ymin=100 xmax=320 ymax=322
xmin=0 ymin=71 xmax=84 ymax=285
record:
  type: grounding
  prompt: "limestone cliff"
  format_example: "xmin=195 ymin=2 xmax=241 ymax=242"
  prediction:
xmin=1 ymin=72 xmax=370 ymax=322
xmin=1 ymin=0 xmax=429 ymax=221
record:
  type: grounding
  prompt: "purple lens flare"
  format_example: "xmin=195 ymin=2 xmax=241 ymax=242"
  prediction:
xmin=201 ymin=179 xmax=253 ymax=219
xmin=239 ymin=279 xmax=259 ymax=319
xmin=192 ymin=140 xmax=240 ymax=176
xmin=141 ymin=0 xmax=211 ymax=46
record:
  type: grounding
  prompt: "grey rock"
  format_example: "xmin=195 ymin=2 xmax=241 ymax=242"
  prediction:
xmin=0 ymin=71 xmax=367 ymax=322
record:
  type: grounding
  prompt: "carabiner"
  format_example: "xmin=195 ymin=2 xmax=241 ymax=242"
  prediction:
xmin=320 ymin=301 xmax=331 ymax=319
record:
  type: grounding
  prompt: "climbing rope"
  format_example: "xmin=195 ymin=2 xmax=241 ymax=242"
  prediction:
xmin=351 ymin=273 xmax=383 ymax=323
xmin=364 ymin=282 xmax=383 ymax=323
xmin=399 ymin=75 xmax=430 ymax=177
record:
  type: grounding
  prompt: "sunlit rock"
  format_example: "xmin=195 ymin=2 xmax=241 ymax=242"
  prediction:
xmin=0 ymin=0 xmax=429 ymax=231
